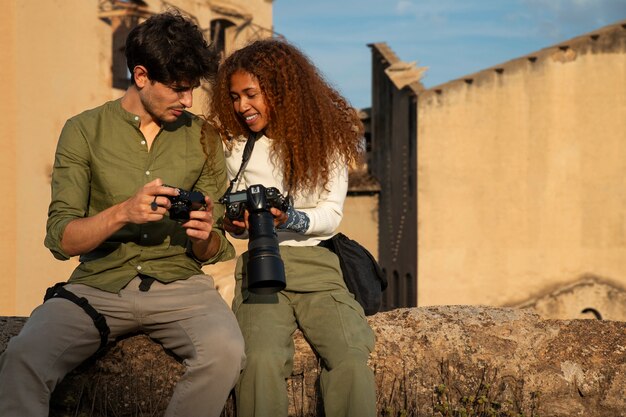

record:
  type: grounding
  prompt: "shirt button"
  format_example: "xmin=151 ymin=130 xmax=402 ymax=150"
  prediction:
xmin=143 ymin=234 xmax=148 ymax=239
xmin=136 ymin=265 xmax=142 ymax=271
xmin=141 ymin=140 xmax=146 ymax=145
xmin=134 ymin=116 xmax=139 ymax=121
xmin=145 ymin=171 xmax=150 ymax=176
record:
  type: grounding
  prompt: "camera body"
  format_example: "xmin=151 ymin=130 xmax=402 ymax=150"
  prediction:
xmin=220 ymin=184 xmax=290 ymax=294
xmin=163 ymin=185 xmax=205 ymax=222
xmin=221 ymin=185 xmax=290 ymax=221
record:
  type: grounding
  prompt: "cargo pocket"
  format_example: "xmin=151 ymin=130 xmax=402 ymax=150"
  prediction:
xmin=330 ymin=291 xmax=375 ymax=353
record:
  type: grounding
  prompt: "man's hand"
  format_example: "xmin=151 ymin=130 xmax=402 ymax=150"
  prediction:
xmin=60 ymin=178 xmax=178 ymax=256
xmin=184 ymin=196 xmax=222 ymax=262
xmin=120 ymin=178 xmax=178 ymax=224
xmin=182 ymin=196 xmax=214 ymax=242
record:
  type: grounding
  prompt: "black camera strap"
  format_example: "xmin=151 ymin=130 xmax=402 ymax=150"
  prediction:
xmin=221 ymin=133 xmax=258 ymax=201
xmin=44 ymin=282 xmax=110 ymax=352
xmin=219 ymin=133 xmax=293 ymax=207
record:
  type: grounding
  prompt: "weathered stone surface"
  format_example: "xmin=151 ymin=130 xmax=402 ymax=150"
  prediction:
xmin=2 ymin=306 xmax=625 ymax=416
xmin=0 ymin=316 xmax=26 ymax=350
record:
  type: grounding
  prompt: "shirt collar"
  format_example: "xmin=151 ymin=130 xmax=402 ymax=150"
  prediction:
xmin=110 ymin=98 xmax=142 ymax=128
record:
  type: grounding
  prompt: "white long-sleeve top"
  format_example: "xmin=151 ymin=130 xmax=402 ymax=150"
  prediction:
xmin=223 ymin=134 xmax=347 ymax=246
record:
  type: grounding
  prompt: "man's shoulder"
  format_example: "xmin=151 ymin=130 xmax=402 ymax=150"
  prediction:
xmin=163 ymin=109 xmax=205 ymax=134
xmin=67 ymin=100 xmax=119 ymax=125
xmin=181 ymin=109 xmax=203 ymax=125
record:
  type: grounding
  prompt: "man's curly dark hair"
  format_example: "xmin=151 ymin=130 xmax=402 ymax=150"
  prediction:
xmin=209 ymin=38 xmax=364 ymax=195
xmin=125 ymin=11 xmax=218 ymax=85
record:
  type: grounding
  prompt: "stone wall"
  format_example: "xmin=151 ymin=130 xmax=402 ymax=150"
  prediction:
xmin=2 ymin=306 xmax=625 ymax=416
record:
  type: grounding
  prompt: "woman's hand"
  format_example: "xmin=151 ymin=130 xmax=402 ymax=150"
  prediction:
xmin=271 ymin=207 xmax=288 ymax=228
xmin=222 ymin=207 xmax=287 ymax=235
xmin=223 ymin=214 xmax=247 ymax=235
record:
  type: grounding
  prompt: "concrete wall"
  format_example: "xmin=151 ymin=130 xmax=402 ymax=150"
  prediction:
xmin=339 ymin=195 xmax=379 ymax=260
xmin=0 ymin=0 xmax=18 ymax=315
xmin=416 ymin=23 xmax=626 ymax=309
xmin=0 ymin=0 xmax=273 ymax=316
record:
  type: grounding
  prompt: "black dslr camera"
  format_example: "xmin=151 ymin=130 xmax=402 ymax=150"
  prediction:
xmin=163 ymin=185 xmax=205 ymax=222
xmin=222 ymin=185 xmax=290 ymax=222
xmin=220 ymin=184 xmax=290 ymax=294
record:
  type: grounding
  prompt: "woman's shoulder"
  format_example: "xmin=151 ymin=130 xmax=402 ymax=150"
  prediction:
xmin=225 ymin=134 xmax=273 ymax=154
xmin=223 ymin=135 xmax=247 ymax=155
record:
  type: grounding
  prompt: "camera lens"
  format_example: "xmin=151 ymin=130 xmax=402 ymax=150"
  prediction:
xmin=169 ymin=202 xmax=190 ymax=221
xmin=165 ymin=188 xmax=205 ymax=222
xmin=246 ymin=210 xmax=286 ymax=294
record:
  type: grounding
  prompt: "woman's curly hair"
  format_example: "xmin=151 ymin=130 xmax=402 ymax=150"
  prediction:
xmin=209 ymin=38 xmax=364 ymax=195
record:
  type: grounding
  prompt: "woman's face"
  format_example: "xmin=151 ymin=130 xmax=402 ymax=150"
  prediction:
xmin=229 ymin=70 xmax=269 ymax=133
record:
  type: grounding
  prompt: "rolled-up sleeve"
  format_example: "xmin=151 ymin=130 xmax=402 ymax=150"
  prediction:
xmin=45 ymin=119 xmax=91 ymax=260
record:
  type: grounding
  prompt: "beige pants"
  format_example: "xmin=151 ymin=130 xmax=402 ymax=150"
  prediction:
xmin=0 ymin=275 xmax=245 ymax=417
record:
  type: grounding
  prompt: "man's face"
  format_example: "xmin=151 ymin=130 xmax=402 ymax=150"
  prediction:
xmin=139 ymin=79 xmax=198 ymax=123
xmin=132 ymin=66 xmax=199 ymax=124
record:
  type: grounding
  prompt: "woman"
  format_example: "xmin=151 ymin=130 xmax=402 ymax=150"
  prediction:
xmin=209 ymin=38 xmax=376 ymax=417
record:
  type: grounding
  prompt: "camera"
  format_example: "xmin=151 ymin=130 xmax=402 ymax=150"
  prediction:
xmin=220 ymin=184 xmax=290 ymax=294
xmin=221 ymin=185 xmax=290 ymax=222
xmin=163 ymin=185 xmax=205 ymax=222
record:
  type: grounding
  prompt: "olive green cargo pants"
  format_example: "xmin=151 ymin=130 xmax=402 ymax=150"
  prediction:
xmin=233 ymin=245 xmax=376 ymax=417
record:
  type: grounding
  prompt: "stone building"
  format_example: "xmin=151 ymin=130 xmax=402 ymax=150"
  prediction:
xmin=0 ymin=0 xmax=273 ymax=316
xmin=370 ymin=20 xmax=626 ymax=319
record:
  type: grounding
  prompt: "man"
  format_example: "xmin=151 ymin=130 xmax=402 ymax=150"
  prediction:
xmin=0 ymin=11 xmax=244 ymax=417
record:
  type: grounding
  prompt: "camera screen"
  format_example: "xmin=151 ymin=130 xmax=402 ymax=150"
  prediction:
xmin=229 ymin=191 xmax=248 ymax=203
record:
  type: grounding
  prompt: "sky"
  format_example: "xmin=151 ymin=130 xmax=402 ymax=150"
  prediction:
xmin=273 ymin=0 xmax=626 ymax=109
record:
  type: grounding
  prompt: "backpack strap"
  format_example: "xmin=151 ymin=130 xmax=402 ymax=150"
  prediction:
xmin=44 ymin=282 xmax=110 ymax=351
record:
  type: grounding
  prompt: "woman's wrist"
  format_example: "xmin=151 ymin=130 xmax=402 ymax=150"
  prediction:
xmin=278 ymin=206 xmax=310 ymax=234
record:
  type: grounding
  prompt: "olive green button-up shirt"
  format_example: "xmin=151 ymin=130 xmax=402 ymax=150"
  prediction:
xmin=45 ymin=99 xmax=234 ymax=293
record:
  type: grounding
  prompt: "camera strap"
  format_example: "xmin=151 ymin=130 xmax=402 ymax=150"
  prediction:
xmin=44 ymin=282 xmax=110 ymax=352
xmin=219 ymin=133 xmax=293 ymax=206
xmin=221 ymin=133 xmax=257 ymax=200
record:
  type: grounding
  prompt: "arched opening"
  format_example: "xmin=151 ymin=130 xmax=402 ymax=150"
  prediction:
xmin=210 ymin=18 xmax=236 ymax=58
xmin=111 ymin=17 xmax=138 ymax=90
